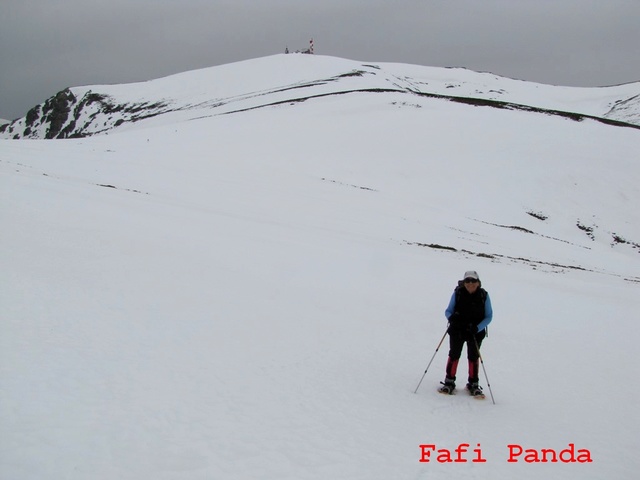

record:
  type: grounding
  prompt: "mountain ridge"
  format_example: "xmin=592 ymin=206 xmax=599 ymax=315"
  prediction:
xmin=2 ymin=54 xmax=639 ymax=139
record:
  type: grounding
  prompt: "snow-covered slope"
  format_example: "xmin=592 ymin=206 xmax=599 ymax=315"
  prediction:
xmin=1 ymin=55 xmax=639 ymax=480
xmin=1 ymin=55 xmax=639 ymax=140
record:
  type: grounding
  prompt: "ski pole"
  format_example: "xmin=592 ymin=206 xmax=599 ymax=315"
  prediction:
xmin=414 ymin=326 xmax=449 ymax=394
xmin=473 ymin=336 xmax=496 ymax=405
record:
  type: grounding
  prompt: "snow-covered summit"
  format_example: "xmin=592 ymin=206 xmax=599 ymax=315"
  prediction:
xmin=2 ymin=54 xmax=639 ymax=139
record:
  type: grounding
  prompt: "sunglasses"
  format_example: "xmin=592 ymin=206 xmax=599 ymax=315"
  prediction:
xmin=464 ymin=278 xmax=479 ymax=284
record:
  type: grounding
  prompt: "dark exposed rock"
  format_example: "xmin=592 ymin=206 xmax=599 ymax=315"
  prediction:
xmin=42 ymin=89 xmax=76 ymax=139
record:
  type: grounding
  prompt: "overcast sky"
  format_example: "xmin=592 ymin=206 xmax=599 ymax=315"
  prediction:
xmin=1 ymin=0 xmax=639 ymax=121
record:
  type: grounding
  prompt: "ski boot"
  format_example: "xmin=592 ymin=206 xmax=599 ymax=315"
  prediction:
xmin=466 ymin=382 xmax=484 ymax=398
xmin=438 ymin=378 xmax=456 ymax=395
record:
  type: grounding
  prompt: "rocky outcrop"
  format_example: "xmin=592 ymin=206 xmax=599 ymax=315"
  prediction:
xmin=1 ymin=88 xmax=170 ymax=139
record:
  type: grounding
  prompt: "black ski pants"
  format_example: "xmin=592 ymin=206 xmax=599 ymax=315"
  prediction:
xmin=448 ymin=330 xmax=486 ymax=362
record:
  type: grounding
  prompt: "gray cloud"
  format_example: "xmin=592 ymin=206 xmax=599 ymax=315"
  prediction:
xmin=1 ymin=0 xmax=639 ymax=120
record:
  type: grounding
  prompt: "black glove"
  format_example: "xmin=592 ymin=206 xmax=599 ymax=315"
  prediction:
xmin=448 ymin=312 xmax=461 ymax=327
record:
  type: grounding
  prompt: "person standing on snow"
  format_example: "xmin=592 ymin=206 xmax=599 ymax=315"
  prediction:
xmin=438 ymin=270 xmax=493 ymax=396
